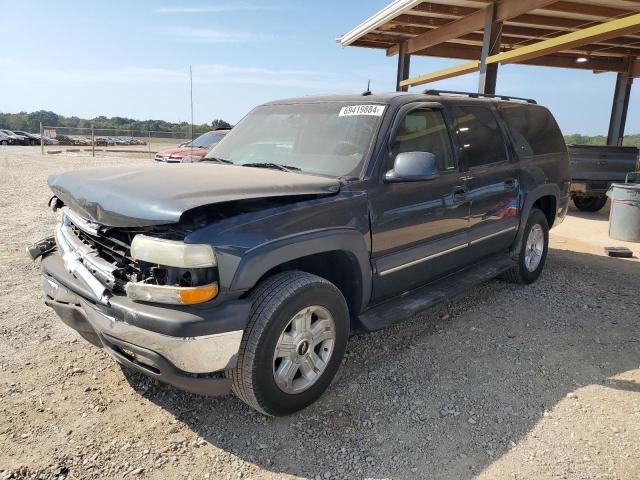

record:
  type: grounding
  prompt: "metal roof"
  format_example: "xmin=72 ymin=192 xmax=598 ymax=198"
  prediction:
xmin=337 ymin=0 xmax=640 ymax=74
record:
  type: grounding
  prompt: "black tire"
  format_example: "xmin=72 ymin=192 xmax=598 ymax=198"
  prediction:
xmin=228 ymin=271 xmax=349 ymax=416
xmin=573 ymin=196 xmax=607 ymax=212
xmin=0 ymin=140 xmax=7 ymax=146
xmin=502 ymin=208 xmax=549 ymax=285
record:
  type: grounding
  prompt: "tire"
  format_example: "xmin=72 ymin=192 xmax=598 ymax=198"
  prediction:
xmin=501 ymin=208 xmax=549 ymax=285
xmin=228 ymin=271 xmax=349 ymax=416
xmin=0 ymin=141 xmax=7 ymax=146
xmin=573 ymin=196 xmax=607 ymax=212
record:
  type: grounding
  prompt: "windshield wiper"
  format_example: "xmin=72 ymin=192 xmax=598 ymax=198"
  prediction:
xmin=242 ymin=162 xmax=300 ymax=173
xmin=202 ymin=156 xmax=234 ymax=164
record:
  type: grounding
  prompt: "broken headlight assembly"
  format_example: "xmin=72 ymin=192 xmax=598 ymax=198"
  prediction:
xmin=127 ymin=235 xmax=219 ymax=305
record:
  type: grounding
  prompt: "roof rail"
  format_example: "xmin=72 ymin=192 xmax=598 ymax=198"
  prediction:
xmin=423 ymin=89 xmax=537 ymax=104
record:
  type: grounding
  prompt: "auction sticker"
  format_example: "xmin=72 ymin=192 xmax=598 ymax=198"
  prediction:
xmin=339 ymin=105 xmax=385 ymax=117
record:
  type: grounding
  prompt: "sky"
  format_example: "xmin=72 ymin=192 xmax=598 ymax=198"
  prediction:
xmin=0 ymin=0 xmax=637 ymax=136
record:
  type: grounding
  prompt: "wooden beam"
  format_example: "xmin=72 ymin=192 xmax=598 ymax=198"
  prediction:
xmin=541 ymin=1 xmax=638 ymax=18
xmin=486 ymin=13 xmax=640 ymax=65
xmin=400 ymin=13 xmax=640 ymax=86
xmin=399 ymin=61 xmax=480 ymax=87
xmin=388 ymin=0 xmax=558 ymax=56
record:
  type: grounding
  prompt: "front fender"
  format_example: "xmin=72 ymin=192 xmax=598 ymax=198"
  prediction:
xmin=228 ymin=228 xmax=372 ymax=310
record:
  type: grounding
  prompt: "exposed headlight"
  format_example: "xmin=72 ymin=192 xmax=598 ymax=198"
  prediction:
xmin=130 ymin=235 xmax=216 ymax=268
xmin=125 ymin=282 xmax=218 ymax=305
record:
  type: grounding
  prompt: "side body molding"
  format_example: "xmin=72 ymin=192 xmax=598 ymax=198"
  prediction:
xmin=229 ymin=228 xmax=373 ymax=312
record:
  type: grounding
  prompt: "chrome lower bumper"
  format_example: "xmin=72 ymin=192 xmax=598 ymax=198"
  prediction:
xmin=84 ymin=299 xmax=243 ymax=373
xmin=43 ymin=273 xmax=243 ymax=374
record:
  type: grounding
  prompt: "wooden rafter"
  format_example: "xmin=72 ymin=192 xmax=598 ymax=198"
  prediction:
xmin=399 ymin=12 xmax=640 ymax=87
xmin=387 ymin=0 xmax=559 ymax=56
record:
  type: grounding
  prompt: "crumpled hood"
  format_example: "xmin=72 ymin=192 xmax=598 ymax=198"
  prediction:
xmin=156 ymin=147 xmax=208 ymax=158
xmin=48 ymin=163 xmax=340 ymax=227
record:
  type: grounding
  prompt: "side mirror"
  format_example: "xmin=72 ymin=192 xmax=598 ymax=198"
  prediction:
xmin=385 ymin=151 xmax=440 ymax=182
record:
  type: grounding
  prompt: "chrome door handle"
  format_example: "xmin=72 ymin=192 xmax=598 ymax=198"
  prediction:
xmin=504 ymin=178 xmax=518 ymax=190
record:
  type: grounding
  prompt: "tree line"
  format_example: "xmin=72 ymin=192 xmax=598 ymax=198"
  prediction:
xmin=0 ymin=110 xmax=232 ymax=135
xmin=1 ymin=110 xmax=638 ymax=147
xmin=564 ymin=133 xmax=640 ymax=148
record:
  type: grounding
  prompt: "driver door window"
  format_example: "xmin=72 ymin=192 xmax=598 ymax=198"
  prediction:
xmin=391 ymin=109 xmax=455 ymax=172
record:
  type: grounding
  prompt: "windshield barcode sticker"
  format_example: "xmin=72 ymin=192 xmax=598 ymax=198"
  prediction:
xmin=339 ymin=105 xmax=385 ymax=117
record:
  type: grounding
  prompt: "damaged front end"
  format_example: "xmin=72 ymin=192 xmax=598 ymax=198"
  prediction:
xmin=35 ymin=198 xmax=252 ymax=395
xmin=51 ymin=204 xmax=219 ymax=306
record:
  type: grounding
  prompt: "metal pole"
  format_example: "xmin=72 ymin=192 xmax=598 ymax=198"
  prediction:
xmin=607 ymin=71 xmax=633 ymax=146
xmin=148 ymin=130 xmax=151 ymax=158
xmin=396 ymin=42 xmax=411 ymax=92
xmin=40 ymin=122 xmax=44 ymax=155
xmin=478 ymin=3 xmax=502 ymax=95
xmin=91 ymin=124 xmax=95 ymax=157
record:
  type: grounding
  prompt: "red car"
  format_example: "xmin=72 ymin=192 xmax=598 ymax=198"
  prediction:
xmin=154 ymin=129 xmax=229 ymax=163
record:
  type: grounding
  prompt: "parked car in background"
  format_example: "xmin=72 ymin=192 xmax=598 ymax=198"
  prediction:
xmin=155 ymin=129 xmax=230 ymax=163
xmin=55 ymin=134 xmax=75 ymax=146
xmin=569 ymin=144 xmax=640 ymax=211
xmin=33 ymin=134 xmax=60 ymax=145
xmin=12 ymin=131 xmax=40 ymax=146
xmin=0 ymin=129 xmax=28 ymax=145
xmin=37 ymin=91 xmax=570 ymax=415
xmin=0 ymin=131 xmax=13 ymax=145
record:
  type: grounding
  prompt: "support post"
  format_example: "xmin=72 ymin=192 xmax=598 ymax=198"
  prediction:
xmin=148 ymin=131 xmax=152 ymax=158
xmin=607 ymin=69 xmax=634 ymax=146
xmin=396 ymin=42 xmax=411 ymax=92
xmin=91 ymin=124 xmax=95 ymax=157
xmin=478 ymin=3 xmax=502 ymax=95
xmin=40 ymin=122 xmax=44 ymax=155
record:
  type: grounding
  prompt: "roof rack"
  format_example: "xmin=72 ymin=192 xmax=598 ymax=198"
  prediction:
xmin=423 ymin=89 xmax=537 ymax=104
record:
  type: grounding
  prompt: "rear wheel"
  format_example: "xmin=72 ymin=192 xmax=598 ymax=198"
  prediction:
xmin=502 ymin=208 xmax=549 ymax=285
xmin=573 ymin=196 xmax=607 ymax=212
xmin=228 ymin=271 xmax=349 ymax=416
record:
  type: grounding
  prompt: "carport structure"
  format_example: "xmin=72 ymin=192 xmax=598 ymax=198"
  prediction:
xmin=337 ymin=0 xmax=640 ymax=145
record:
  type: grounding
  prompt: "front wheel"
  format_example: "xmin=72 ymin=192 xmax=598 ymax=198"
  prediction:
xmin=502 ymin=208 xmax=549 ymax=285
xmin=573 ymin=196 xmax=607 ymax=212
xmin=228 ymin=271 xmax=349 ymax=416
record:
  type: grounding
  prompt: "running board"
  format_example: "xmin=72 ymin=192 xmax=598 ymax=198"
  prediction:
xmin=357 ymin=253 xmax=516 ymax=333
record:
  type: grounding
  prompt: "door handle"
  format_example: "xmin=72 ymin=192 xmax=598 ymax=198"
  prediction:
xmin=504 ymin=178 xmax=518 ymax=190
xmin=452 ymin=187 xmax=468 ymax=202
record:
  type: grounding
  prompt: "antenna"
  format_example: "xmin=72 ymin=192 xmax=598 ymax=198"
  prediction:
xmin=189 ymin=65 xmax=194 ymax=151
xmin=362 ymin=79 xmax=372 ymax=96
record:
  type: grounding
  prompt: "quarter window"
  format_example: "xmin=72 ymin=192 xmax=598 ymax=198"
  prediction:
xmin=391 ymin=109 xmax=455 ymax=172
xmin=500 ymin=104 xmax=566 ymax=156
xmin=451 ymin=106 xmax=507 ymax=168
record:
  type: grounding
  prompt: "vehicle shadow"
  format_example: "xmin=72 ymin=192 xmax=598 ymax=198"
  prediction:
xmin=566 ymin=200 xmax=611 ymax=222
xmin=128 ymin=247 xmax=640 ymax=480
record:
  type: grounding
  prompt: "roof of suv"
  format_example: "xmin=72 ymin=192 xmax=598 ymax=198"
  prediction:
xmin=262 ymin=91 xmax=538 ymax=107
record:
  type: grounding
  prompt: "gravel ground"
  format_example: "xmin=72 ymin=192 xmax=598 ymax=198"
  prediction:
xmin=1 ymin=147 xmax=639 ymax=480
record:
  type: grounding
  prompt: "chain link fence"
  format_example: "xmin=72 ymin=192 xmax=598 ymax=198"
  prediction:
xmin=39 ymin=124 xmax=210 ymax=159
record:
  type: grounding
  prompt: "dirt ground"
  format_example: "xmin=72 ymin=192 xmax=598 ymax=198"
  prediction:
xmin=1 ymin=147 xmax=639 ymax=480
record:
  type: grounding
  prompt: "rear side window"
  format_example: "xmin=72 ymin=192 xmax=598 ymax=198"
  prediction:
xmin=391 ymin=109 xmax=455 ymax=172
xmin=451 ymin=105 xmax=507 ymax=168
xmin=500 ymin=104 xmax=566 ymax=156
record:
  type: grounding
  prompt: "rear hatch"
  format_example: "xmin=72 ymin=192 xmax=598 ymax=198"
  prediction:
xmin=569 ymin=145 xmax=639 ymax=182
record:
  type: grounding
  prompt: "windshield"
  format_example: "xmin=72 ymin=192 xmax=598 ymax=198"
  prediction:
xmin=185 ymin=131 xmax=226 ymax=148
xmin=204 ymin=102 xmax=385 ymax=177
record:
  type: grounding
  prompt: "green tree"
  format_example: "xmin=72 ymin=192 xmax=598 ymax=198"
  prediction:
xmin=211 ymin=118 xmax=232 ymax=129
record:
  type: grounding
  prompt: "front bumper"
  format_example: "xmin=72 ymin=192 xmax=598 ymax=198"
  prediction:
xmin=42 ymin=253 xmax=250 ymax=396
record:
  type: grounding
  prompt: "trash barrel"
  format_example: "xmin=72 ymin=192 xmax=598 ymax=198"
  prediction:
xmin=607 ymin=183 xmax=640 ymax=242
